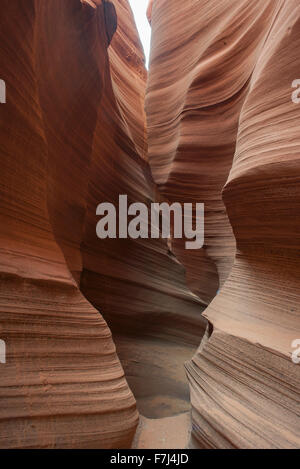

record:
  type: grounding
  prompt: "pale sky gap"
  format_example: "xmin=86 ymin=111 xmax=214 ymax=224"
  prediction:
xmin=128 ymin=0 xmax=151 ymax=68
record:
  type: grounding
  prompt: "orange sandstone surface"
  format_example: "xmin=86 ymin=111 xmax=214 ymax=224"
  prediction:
xmin=147 ymin=0 xmax=300 ymax=449
xmin=0 ymin=0 xmax=299 ymax=450
xmin=0 ymin=0 xmax=204 ymax=448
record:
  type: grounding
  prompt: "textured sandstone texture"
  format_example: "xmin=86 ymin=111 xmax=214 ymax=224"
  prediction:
xmin=79 ymin=0 xmax=206 ymax=419
xmin=0 ymin=0 xmax=139 ymax=449
xmin=0 ymin=0 xmax=205 ymax=448
xmin=132 ymin=413 xmax=190 ymax=449
xmin=2 ymin=0 xmax=299 ymax=451
xmin=147 ymin=0 xmax=300 ymax=449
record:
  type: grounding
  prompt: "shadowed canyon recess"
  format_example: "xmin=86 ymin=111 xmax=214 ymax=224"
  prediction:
xmin=0 ymin=0 xmax=299 ymax=450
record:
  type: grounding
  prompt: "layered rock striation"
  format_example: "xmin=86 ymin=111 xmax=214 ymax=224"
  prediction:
xmin=0 ymin=0 xmax=205 ymax=448
xmin=147 ymin=0 xmax=300 ymax=449
xmin=1 ymin=0 xmax=299 ymax=450
xmin=0 ymin=0 xmax=141 ymax=449
xmin=79 ymin=0 xmax=206 ymax=419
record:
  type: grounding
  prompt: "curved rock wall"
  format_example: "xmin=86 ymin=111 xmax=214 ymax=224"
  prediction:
xmin=147 ymin=0 xmax=300 ymax=448
xmin=146 ymin=0 xmax=287 ymax=305
xmin=0 ymin=0 xmax=139 ymax=449
xmin=79 ymin=0 xmax=206 ymax=419
xmin=2 ymin=0 xmax=299 ymax=450
xmin=0 ymin=0 xmax=206 ymax=447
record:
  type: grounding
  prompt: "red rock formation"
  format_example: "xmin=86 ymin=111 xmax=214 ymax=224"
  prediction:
xmin=2 ymin=0 xmax=298 ymax=451
xmin=0 ymin=0 xmax=206 ymax=448
xmin=147 ymin=0 xmax=300 ymax=449
xmin=0 ymin=0 xmax=138 ymax=449
xmin=146 ymin=0 xmax=154 ymax=25
xmin=79 ymin=0 xmax=206 ymax=419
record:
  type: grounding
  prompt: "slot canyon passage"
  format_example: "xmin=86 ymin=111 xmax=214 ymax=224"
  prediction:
xmin=0 ymin=0 xmax=299 ymax=449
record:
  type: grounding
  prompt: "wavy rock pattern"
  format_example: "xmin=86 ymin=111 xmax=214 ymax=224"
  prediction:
xmin=147 ymin=0 xmax=300 ymax=449
xmin=0 ymin=0 xmax=205 ymax=447
xmin=79 ymin=0 xmax=206 ymax=419
xmin=2 ymin=0 xmax=299 ymax=450
xmin=0 ymin=0 xmax=141 ymax=449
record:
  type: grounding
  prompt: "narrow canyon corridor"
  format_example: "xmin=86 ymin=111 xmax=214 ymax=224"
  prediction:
xmin=0 ymin=0 xmax=299 ymax=450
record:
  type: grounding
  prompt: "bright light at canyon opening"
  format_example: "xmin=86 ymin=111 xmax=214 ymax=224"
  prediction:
xmin=128 ymin=0 xmax=151 ymax=68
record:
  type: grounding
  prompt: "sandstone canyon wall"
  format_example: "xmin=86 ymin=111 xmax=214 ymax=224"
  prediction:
xmin=147 ymin=0 xmax=300 ymax=449
xmin=0 ymin=0 xmax=207 ymax=448
xmin=77 ymin=0 xmax=206 ymax=419
xmin=0 ymin=0 xmax=139 ymax=449
xmin=0 ymin=0 xmax=299 ymax=450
